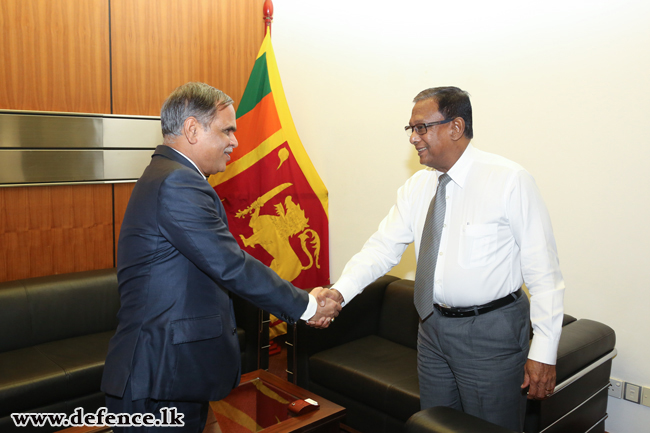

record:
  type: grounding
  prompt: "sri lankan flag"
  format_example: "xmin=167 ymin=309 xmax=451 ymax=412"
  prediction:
xmin=209 ymin=33 xmax=329 ymax=290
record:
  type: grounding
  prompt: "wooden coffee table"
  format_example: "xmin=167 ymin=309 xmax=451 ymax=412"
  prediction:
xmin=58 ymin=370 xmax=344 ymax=433
xmin=206 ymin=369 xmax=345 ymax=433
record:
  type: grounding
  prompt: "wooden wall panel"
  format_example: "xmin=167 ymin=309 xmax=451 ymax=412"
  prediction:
xmin=0 ymin=185 xmax=114 ymax=282
xmin=0 ymin=0 xmax=111 ymax=113
xmin=0 ymin=0 xmax=264 ymax=281
xmin=113 ymin=182 xmax=136 ymax=259
xmin=111 ymin=0 xmax=265 ymax=115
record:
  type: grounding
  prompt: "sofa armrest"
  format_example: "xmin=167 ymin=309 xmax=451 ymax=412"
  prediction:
xmin=291 ymin=275 xmax=399 ymax=387
xmin=297 ymin=275 xmax=399 ymax=356
xmin=378 ymin=279 xmax=419 ymax=350
xmin=554 ymin=348 xmax=617 ymax=395
xmin=406 ymin=407 xmax=515 ymax=433
xmin=231 ymin=293 xmax=262 ymax=373
xmin=555 ymin=319 xmax=616 ymax=383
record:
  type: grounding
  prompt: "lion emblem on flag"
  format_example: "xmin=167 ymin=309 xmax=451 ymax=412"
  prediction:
xmin=236 ymin=183 xmax=321 ymax=282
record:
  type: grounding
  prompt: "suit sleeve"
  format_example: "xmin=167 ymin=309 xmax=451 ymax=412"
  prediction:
xmin=156 ymin=168 xmax=309 ymax=324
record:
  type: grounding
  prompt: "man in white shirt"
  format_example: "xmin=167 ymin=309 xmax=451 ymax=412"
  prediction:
xmin=322 ymin=87 xmax=564 ymax=432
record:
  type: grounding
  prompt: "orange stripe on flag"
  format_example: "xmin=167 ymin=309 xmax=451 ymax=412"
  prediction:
xmin=230 ymin=92 xmax=281 ymax=165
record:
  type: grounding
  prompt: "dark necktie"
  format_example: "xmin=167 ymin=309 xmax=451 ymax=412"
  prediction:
xmin=414 ymin=173 xmax=451 ymax=319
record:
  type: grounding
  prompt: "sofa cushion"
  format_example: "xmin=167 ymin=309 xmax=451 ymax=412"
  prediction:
xmin=309 ymin=335 xmax=419 ymax=422
xmin=385 ymin=369 xmax=421 ymax=421
xmin=0 ymin=347 xmax=68 ymax=417
xmin=36 ymin=331 xmax=114 ymax=398
xmin=0 ymin=330 xmax=114 ymax=418
xmin=28 ymin=269 xmax=119 ymax=345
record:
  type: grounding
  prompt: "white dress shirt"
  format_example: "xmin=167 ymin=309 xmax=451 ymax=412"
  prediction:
xmin=333 ymin=144 xmax=565 ymax=365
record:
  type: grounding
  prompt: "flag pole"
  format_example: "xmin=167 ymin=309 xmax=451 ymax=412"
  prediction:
xmin=263 ymin=0 xmax=273 ymax=36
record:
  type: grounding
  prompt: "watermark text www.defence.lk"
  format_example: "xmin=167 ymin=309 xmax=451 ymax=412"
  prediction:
xmin=11 ymin=407 xmax=184 ymax=428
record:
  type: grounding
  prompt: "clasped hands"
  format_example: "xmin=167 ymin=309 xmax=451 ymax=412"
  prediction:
xmin=306 ymin=287 xmax=344 ymax=329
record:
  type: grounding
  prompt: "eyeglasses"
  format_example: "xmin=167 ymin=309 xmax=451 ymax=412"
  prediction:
xmin=404 ymin=119 xmax=454 ymax=137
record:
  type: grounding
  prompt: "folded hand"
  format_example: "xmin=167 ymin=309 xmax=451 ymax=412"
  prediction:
xmin=522 ymin=359 xmax=556 ymax=400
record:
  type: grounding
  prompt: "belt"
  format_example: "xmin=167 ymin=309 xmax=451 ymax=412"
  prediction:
xmin=433 ymin=288 xmax=523 ymax=318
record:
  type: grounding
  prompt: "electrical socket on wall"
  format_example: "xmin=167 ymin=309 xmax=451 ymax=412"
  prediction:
xmin=609 ymin=378 xmax=623 ymax=399
xmin=609 ymin=378 xmax=650 ymax=407
xmin=642 ymin=386 xmax=650 ymax=408
xmin=624 ymin=382 xmax=642 ymax=404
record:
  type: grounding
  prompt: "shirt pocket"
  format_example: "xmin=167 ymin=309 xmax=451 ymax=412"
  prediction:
xmin=458 ymin=223 xmax=498 ymax=269
xmin=171 ymin=315 xmax=222 ymax=345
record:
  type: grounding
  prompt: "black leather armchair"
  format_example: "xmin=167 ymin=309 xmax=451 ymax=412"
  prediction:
xmin=290 ymin=276 xmax=616 ymax=433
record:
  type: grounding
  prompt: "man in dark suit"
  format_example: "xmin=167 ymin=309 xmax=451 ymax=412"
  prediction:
xmin=101 ymin=82 xmax=340 ymax=432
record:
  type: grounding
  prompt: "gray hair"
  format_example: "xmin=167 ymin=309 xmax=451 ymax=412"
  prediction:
xmin=161 ymin=82 xmax=234 ymax=136
xmin=413 ymin=87 xmax=473 ymax=139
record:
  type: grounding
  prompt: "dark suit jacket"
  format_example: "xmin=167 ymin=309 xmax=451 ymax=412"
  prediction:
xmin=101 ymin=145 xmax=309 ymax=402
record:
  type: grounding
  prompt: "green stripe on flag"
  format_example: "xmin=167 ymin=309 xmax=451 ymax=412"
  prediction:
xmin=236 ymin=53 xmax=272 ymax=118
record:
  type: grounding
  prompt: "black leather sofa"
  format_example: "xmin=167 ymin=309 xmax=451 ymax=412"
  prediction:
xmin=291 ymin=275 xmax=617 ymax=433
xmin=0 ymin=268 xmax=262 ymax=432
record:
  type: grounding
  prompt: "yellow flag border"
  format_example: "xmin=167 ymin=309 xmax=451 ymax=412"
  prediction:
xmin=209 ymin=129 xmax=286 ymax=186
xmin=210 ymin=34 xmax=328 ymax=218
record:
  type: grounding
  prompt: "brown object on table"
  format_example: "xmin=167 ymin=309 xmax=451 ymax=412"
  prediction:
xmin=206 ymin=370 xmax=345 ymax=433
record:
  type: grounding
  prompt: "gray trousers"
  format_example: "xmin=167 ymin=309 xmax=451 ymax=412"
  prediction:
xmin=417 ymin=293 xmax=530 ymax=432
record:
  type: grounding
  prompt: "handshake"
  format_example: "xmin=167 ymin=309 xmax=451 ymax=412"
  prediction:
xmin=306 ymin=287 xmax=344 ymax=329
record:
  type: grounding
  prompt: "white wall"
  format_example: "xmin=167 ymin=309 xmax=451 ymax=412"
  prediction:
xmin=271 ymin=1 xmax=650 ymax=431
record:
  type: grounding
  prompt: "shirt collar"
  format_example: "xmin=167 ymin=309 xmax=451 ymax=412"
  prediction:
xmin=442 ymin=143 xmax=475 ymax=189
xmin=168 ymin=147 xmax=207 ymax=179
